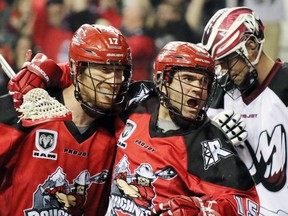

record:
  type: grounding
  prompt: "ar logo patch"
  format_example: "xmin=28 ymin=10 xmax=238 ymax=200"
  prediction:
xmin=117 ymin=119 xmax=136 ymax=149
xmin=33 ymin=129 xmax=58 ymax=160
xmin=201 ymin=138 xmax=233 ymax=170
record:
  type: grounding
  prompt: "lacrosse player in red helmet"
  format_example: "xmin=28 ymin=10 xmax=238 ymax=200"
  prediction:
xmin=4 ymin=38 xmax=259 ymax=215
xmin=202 ymin=6 xmax=288 ymax=215
xmin=0 ymin=24 xmax=131 ymax=216
xmin=105 ymin=41 xmax=259 ymax=215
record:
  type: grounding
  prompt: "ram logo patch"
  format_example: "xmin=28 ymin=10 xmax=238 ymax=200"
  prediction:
xmin=33 ymin=129 xmax=58 ymax=160
xmin=117 ymin=120 xmax=136 ymax=149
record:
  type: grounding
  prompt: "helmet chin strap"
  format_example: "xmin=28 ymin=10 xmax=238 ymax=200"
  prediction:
xmin=80 ymin=103 xmax=113 ymax=118
xmin=168 ymin=107 xmax=206 ymax=129
xmin=237 ymin=68 xmax=258 ymax=96
xmin=74 ymin=88 xmax=115 ymax=118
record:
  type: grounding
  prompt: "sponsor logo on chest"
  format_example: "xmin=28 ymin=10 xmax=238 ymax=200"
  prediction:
xmin=33 ymin=129 xmax=58 ymax=160
xmin=117 ymin=119 xmax=137 ymax=149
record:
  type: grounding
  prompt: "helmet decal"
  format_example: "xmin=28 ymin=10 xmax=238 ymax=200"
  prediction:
xmin=201 ymin=7 xmax=265 ymax=61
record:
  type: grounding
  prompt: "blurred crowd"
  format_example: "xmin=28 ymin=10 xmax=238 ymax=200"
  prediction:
xmin=0 ymin=0 xmax=246 ymax=81
xmin=8 ymin=0 xmax=280 ymax=80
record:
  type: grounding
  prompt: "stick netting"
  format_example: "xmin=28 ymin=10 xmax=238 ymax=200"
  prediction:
xmin=18 ymin=88 xmax=72 ymax=125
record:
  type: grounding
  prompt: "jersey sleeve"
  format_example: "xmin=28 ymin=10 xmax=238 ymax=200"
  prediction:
xmin=184 ymin=122 xmax=260 ymax=215
xmin=0 ymin=124 xmax=26 ymax=179
xmin=190 ymin=176 xmax=259 ymax=215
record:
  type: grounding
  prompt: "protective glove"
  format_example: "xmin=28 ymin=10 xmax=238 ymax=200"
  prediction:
xmin=150 ymin=195 xmax=221 ymax=216
xmin=8 ymin=50 xmax=63 ymax=109
xmin=212 ymin=110 xmax=247 ymax=147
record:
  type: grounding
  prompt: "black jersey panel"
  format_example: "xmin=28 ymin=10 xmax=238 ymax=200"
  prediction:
xmin=269 ymin=62 xmax=288 ymax=107
xmin=184 ymin=121 xmax=255 ymax=191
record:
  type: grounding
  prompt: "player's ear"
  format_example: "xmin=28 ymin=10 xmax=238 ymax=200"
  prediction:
xmin=246 ymin=39 xmax=258 ymax=61
xmin=154 ymin=71 xmax=163 ymax=86
xmin=69 ymin=61 xmax=78 ymax=85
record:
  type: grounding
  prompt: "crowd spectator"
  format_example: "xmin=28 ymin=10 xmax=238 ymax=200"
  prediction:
xmin=32 ymin=0 xmax=73 ymax=62
xmin=11 ymin=34 xmax=36 ymax=71
xmin=120 ymin=0 xmax=155 ymax=81
xmin=96 ymin=0 xmax=122 ymax=29
xmin=0 ymin=0 xmax=251 ymax=80
xmin=64 ymin=0 xmax=99 ymax=32
xmin=151 ymin=0 xmax=202 ymax=53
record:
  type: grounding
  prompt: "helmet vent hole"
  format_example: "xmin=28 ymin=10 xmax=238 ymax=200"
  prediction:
xmin=82 ymin=48 xmax=96 ymax=55
xmin=172 ymin=56 xmax=184 ymax=60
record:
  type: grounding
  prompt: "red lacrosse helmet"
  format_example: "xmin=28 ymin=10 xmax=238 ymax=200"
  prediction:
xmin=201 ymin=7 xmax=265 ymax=64
xmin=153 ymin=41 xmax=215 ymax=127
xmin=69 ymin=24 xmax=132 ymax=116
xmin=69 ymin=24 xmax=132 ymax=67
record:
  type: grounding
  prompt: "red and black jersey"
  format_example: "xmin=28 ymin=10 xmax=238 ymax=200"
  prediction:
xmin=0 ymin=89 xmax=116 ymax=216
xmin=106 ymin=82 xmax=259 ymax=215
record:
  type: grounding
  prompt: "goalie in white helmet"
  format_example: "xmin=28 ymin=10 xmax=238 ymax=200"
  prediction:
xmin=202 ymin=7 xmax=265 ymax=96
xmin=202 ymin=6 xmax=288 ymax=216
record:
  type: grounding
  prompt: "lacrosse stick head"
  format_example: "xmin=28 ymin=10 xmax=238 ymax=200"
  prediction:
xmin=18 ymin=88 xmax=72 ymax=127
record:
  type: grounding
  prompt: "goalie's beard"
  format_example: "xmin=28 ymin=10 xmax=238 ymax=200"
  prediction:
xmin=222 ymin=52 xmax=259 ymax=97
xmin=221 ymin=67 xmax=258 ymax=97
xmin=237 ymin=68 xmax=258 ymax=96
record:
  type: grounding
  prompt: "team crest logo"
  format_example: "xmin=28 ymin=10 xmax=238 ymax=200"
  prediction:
xmin=109 ymin=155 xmax=177 ymax=215
xmin=117 ymin=120 xmax=136 ymax=149
xmin=24 ymin=167 xmax=109 ymax=215
xmin=201 ymin=138 xmax=233 ymax=170
xmin=33 ymin=129 xmax=58 ymax=160
xmin=252 ymin=125 xmax=287 ymax=191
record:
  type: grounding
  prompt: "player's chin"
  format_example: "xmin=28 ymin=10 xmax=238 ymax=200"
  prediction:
xmin=232 ymin=76 xmax=245 ymax=86
xmin=182 ymin=109 xmax=198 ymax=120
xmin=94 ymin=99 xmax=115 ymax=110
xmin=182 ymin=103 xmax=205 ymax=119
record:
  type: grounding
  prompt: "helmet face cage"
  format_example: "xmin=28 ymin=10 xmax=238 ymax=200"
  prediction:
xmin=73 ymin=62 xmax=131 ymax=116
xmin=69 ymin=24 xmax=132 ymax=116
xmin=215 ymin=52 xmax=258 ymax=97
xmin=154 ymin=42 xmax=215 ymax=125
xmin=160 ymin=66 xmax=215 ymax=121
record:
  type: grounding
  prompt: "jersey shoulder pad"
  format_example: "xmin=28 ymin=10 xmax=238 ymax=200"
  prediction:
xmin=269 ymin=61 xmax=288 ymax=106
xmin=125 ymin=81 xmax=155 ymax=108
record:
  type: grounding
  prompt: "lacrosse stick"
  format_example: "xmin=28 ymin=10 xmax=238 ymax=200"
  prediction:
xmin=0 ymin=54 xmax=72 ymax=127
xmin=0 ymin=54 xmax=15 ymax=79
